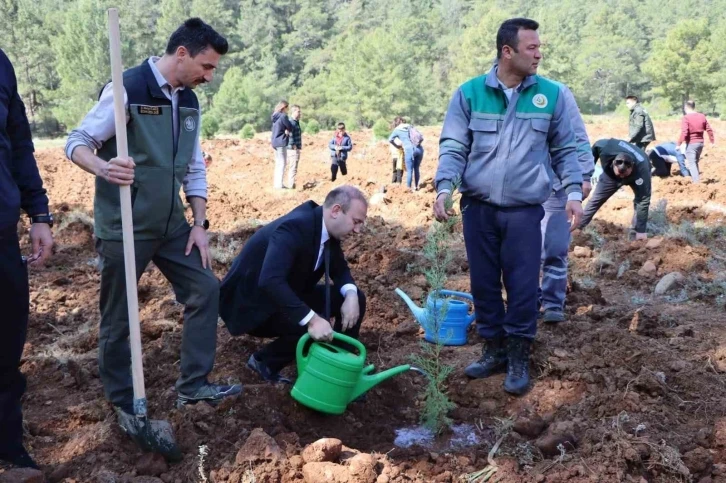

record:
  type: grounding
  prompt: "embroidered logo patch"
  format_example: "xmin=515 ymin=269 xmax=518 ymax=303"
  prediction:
xmin=635 ymin=178 xmax=644 ymax=186
xmin=184 ymin=116 xmax=196 ymax=132
xmin=532 ymin=94 xmax=548 ymax=109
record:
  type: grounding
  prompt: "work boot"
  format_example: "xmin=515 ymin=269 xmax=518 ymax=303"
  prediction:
xmin=464 ymin=338 xmax=507 ymax=379
xmin=504 ymin=337 xmax=532 ymax=395
xmin=176 ymin=381 xmax=242 ymax=408
xmin=0 ymin=447 xmax=39 ymax=470
xmin=542 ymin=309 xmax=565 ymax=324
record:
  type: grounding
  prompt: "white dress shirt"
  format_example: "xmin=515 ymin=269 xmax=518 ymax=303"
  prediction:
xmin=299 ymin=219 xmax=357 ymax=326
xmin=64 ymin=57 xmax=208 ymax=200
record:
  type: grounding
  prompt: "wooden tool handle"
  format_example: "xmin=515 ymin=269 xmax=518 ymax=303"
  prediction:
xmin=107 ymin=8 xmax=147 ymax=414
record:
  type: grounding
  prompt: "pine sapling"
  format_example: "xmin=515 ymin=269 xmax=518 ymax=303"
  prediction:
xmin=410 ymin=182 xmax=460 ymax=433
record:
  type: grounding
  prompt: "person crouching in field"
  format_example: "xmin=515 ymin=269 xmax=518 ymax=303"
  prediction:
xmin=329 ymin=122 xmax=353 ymax=181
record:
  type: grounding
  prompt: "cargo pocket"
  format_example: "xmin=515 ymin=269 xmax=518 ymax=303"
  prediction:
xmin=530 ymin=118 xmax=550 ymax=152
xmin=469 ymin=119 xmax=498 ymax=153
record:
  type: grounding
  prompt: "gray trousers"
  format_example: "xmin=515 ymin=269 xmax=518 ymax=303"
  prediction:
xmin=685 ymin=143 xmax=703 ymax=183
xmin=540 ymin=189 xmax=569 ymax=312
xmin=579 ymin=172 xmax=631 ymax=229
xmin=273 ymin=146 xmax=287 ymax=189
xmin=96 ymin=226 xmax=219 ymax=408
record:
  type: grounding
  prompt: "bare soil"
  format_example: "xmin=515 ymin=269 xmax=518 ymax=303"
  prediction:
xmin=4 ymin=118 xmax=726 ymax=483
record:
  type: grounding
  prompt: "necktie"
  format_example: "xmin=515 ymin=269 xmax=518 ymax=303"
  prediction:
xmin=324 ymin=241 xmax=331 ymax=321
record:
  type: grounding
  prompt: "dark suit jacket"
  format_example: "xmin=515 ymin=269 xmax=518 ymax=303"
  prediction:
xmin=219 ymin=201 xmax=355 ymax=336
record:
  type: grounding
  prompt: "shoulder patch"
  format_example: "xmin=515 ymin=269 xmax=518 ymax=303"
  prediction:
xmin=635 ymin=178 xmax=644 ymax=186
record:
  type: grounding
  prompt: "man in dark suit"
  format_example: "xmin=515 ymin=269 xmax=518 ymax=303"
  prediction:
xmin=220 ymin=185 xmax=368 ymax=383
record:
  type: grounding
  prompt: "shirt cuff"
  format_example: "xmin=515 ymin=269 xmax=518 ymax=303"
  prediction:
xmin=567 ymin=192 xmax=583 ymax=202
xmin=340 ymin=284 xmax=357 ymax=297
xmin=436 ymin=189 xmax=451 ymax=198
xmin=299 ymin=310 xmax=315 ymax=326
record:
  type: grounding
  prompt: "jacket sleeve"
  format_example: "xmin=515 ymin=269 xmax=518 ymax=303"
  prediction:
xmin=628 ymin=111 xmax=646 ymax=143
xmin=591 ymin=139 xmax=606 ymax=166
xmin=3 ymin=52 xmax=49 ymax=216
xmin=706 ymin=118 xmax=715 ymax=144
xmin=330 ymin=241 xmax=354 ymax=294
xmin=388 ymin=129 xmax=399 ymax=146
xmin=257 ymin=220 xmax=312 ymax=323
xmin=435 ymin=88 xmax=471 ymax=194
xmin=561 ymin=85 xmax=594 ymax=178
xmin=631 ymin=163 xmax=651 ymax=234
xmin=548 ymin=87 xmax=583 ymax=198
xmin=678 ymin=116 xmax=689 ymax=145
xmin=340 ymin=137 xmax=353 ymax=152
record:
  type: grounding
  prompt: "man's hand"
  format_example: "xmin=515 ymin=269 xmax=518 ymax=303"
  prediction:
xmin=566 ymin=200 xmax=583 ymax=232
xmin=98 ymin=156 xmax=134 ymax=185
xmin=340 ymin=291 xmax=359 ymax=332
xmin=433 ymin=192 xmax=453 ymax=222
xmin=308 ymin=315 xmax=333 ymax=342
xmin=635 ymin=232 xmax=648 ymax=241
xmin=185 ymin=226 xmax=212 ymax=269
xmin=582 ymin=181 xmax=592 ymax=200
xmin=28 ymin=223 xmax=53 ymax=266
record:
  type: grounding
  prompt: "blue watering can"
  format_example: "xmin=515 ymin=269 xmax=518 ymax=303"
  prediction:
xmin=395 ymin=288 xmax=476 ymax=345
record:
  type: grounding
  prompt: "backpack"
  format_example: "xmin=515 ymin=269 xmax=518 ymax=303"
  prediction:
xmin=408 ymin=126 xmax=424 ymax=146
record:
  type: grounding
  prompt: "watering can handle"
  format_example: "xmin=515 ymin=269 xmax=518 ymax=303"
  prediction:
xmin=297 ymin=332 xmax=367 ymax=368
xmin=437 ymin=290 xmax=477 ymax=324
xmin=332 ymin=332 xmax=367 ymax=359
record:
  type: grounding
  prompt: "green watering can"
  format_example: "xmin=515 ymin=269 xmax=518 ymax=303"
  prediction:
xmin=291 ymin=332 xmax=411 ymax=415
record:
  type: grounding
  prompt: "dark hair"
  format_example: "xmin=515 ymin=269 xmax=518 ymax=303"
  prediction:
xmin=625 ymin=95 xmax=639 ymax=102
xmin=685 ymin=100 xmax=696 ymax=110
xmin=273 ymin=100 xmax=289 ymax=113
xmin=496 ymin=18 xmax=539 ymax=59
xmin=393 ymin=116 xmax=405 ymax=128
xmin=324 ymin=185 xmax=368 ymax=211
xmin=337 ymin=122 xmax=346 ymax=130
xmin=166 ymin=18 xmax=228 ymax=57
xmin=614 ymin=153 xmax=635 ymax=168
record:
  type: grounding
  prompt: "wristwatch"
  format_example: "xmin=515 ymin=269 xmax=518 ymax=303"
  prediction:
xmin=30 ymin=213 xmax=54 ymax=228
xmin=194 ymin=219 xmax=210 ymax=230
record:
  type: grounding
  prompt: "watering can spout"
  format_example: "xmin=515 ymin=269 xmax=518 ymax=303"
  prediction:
xmin=395 ymin=288 xmax=425 ymax=324
xmin=351 ymin=364 xmax=411 ymax=402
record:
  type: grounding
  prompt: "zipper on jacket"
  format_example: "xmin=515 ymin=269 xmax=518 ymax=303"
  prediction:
xmin=163 ymin=103 xmax=178 ymax=238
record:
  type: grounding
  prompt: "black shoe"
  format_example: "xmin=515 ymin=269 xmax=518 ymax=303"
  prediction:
xmin=464 ymin=338 xmax=507 ymax=379
xmin=247 ymin=355 xmax=293 ymax=384
xmin=176 ymin=381 xmax=243 ymax=408
xmin=0 ymin=447 xmax=39 ymax=470
xmin=504 ymin=337 xmax=532 ymax=395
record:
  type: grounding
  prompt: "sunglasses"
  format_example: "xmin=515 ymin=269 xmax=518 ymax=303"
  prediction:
xmin=614 ymin=159 xmax=634 ymax=169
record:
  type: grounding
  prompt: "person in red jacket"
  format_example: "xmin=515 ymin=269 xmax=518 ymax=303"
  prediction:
xmin=679 ymin=100 xmax=715 ymax=183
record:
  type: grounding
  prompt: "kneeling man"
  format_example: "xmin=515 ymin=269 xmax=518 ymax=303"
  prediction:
xmin=220 ymin=185 xmax=367 ymax=383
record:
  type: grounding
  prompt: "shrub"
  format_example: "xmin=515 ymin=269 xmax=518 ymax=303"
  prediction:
xmin=201 ymin=116 xmax=219 ymax=139
xmin=239 ymin=124 xmax=255 ymax=140
xmin=372 ymin=118 xmax=390 ymax=140
xmin=304 ymin=119 xmax=320 ymax=134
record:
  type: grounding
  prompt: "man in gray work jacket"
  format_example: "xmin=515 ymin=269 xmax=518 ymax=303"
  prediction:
xmin=433 ymin=18 xmax=583 ymax=395
xmin=65 ymin=19 xmax=241 ymax=433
